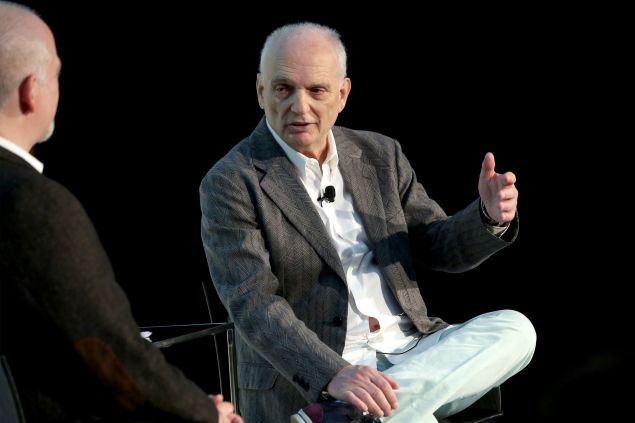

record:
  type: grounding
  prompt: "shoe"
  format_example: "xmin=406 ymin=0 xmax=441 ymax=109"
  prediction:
xmin=290 ymin=400 xmax=381 ymax=423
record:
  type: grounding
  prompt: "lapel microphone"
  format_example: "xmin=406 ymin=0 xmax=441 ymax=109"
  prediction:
xmin=317 ymin=185 xmax=336 ymax=207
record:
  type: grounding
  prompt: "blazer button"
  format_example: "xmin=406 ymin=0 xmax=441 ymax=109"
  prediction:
xmin=332 ymin=316 xmax=343 ymax=326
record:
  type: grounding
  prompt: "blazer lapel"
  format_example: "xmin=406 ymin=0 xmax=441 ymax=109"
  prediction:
xmin=250 ymin=120 xmax=346 ymax=282
xmin=336 ymin=132 xmax=388 ymax=251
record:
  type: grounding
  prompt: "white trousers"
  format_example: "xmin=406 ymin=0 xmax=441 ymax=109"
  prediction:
xmin=381 ymin=309 xmax=536 ymax=422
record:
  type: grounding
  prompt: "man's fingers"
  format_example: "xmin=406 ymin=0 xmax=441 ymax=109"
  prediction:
xmin=328 ymin=364 xmax=399 ymax=417
xmin=354 ymin=388 xmax=391 ymax=418
xmin=379 ymin=371 xmax=400 ymax=390
xmin=497 ymin=184 xmax=518 ymax=201
xmin=350 ymin=371 xmax=399 ymax=417
xmin=490 ymin=197 xmax=517 ymax=222
xmin=341 ymin=391 xmax=369 ymax=414
xmin=216 ymin=401 xmax=234 ymax=415
xmin=209 ymin=394 xmax=224 ymax=405
xmin=371 ymin=373 xmax=399 ymax=409
xmin=503 ymin=171 xmax=516 ymax=185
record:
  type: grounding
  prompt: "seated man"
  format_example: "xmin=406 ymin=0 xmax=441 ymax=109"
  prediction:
xmin=200 ymin=22 xmax=535 ymax=423
xmin=0 ymin=2 xmax=241 ymax=422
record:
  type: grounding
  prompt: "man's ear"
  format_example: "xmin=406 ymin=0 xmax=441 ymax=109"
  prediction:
xmin=256 ymin=73 xmax=264 ymax=109
xmin=18 ymin=74 xmax=37 ymax=114
xmin=338 ymin=77 xmax=351 ymax=113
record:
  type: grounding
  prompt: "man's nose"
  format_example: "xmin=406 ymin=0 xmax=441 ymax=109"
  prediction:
xmin=290 ymin=90 xmax=310 ymax=114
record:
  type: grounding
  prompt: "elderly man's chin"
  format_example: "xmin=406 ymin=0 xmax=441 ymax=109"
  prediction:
xmin=37 ymin=121 xmax=55 ymax=144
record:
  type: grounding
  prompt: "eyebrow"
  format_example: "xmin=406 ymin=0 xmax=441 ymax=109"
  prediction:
xmin=271 ymin=77 xmax=291 ymax=85
xmin=270 ymin=78 xmax=330 ymax=90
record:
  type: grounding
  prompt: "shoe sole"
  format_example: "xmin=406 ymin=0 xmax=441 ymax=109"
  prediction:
xmin=290 ymin=409 xmax=313 ymax=423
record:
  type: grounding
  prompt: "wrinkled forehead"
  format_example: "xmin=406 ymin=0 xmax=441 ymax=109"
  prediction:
xmin=262 ymin=33 xmax=340 ymax=78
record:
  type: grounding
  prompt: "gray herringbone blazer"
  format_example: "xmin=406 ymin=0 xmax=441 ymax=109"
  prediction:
xmin=200 ymin=118 xmax=517 ymax=422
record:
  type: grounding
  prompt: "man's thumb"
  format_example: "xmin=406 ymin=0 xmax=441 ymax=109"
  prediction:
xmin=481 ymin=152 xmax=496 ymax=179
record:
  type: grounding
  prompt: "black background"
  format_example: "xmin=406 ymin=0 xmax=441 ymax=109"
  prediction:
xmin=14 ymin=2 xmax=628 ymax=421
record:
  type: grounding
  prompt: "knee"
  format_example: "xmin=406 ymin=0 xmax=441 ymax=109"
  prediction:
xmin=495 ymin=309 xmax=537 ymax=356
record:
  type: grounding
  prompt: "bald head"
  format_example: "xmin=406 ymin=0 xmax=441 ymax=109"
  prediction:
xmin=259 ymin=22 xmax=347 ymax=80
xmin=0 ymin=1 xmax=60 ymax=150
xmin=0 ymin=1 xmax=53 ymax=109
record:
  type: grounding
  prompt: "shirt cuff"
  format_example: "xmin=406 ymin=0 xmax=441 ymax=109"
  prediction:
xmin=480 ymin=199 xmax=510 ymax=237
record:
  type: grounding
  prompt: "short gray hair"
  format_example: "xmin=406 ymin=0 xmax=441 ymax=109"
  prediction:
xmin=259 ymin=22 xmax=347 ymax=79
xmin=0 ymin=1 xmax=51 ymax=109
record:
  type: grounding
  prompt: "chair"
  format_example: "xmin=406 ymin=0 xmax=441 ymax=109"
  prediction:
xmin=438 ymin=386 xmax=503 ymax=423
xmin=1 ymin=355 xmax=26 ymax=423
xmin=146 ymin=322 xmax=239 ymax=415
xmin=141 ymin=279 xmax=239 ymax=414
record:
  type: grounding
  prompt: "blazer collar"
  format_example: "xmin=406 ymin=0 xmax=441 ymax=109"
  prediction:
xmin=248 ymin=118 xmax=389 ymax=281
xmin=0 ymin=145 xmax=40 ymax=173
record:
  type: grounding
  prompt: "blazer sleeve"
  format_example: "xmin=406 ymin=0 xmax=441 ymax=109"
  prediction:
xmin=5 ymin=178 xmax=218 ymax=422
xmin=393 ymin=139 xmax=518 ymax=272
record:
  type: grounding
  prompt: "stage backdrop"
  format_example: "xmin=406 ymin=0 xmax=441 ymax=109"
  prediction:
xmin=15 ymin=2 xmax=627 ymax=421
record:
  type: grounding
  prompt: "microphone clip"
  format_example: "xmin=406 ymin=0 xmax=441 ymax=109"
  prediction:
xmin=317 ymin=185 xmax=336 ymax=207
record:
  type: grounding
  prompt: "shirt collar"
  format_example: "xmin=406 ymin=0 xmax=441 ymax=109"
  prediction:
xmin=0 ymin=136 xmax=44 ymax=173
xmin=265 ymin=119 xmax=339 ymax=177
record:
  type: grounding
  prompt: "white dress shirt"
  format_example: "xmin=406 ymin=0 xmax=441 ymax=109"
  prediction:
xmin=0 ymin=136 xmax=44 ymax=173
xmin=267 ymin=122 xmax=421 ymax=368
